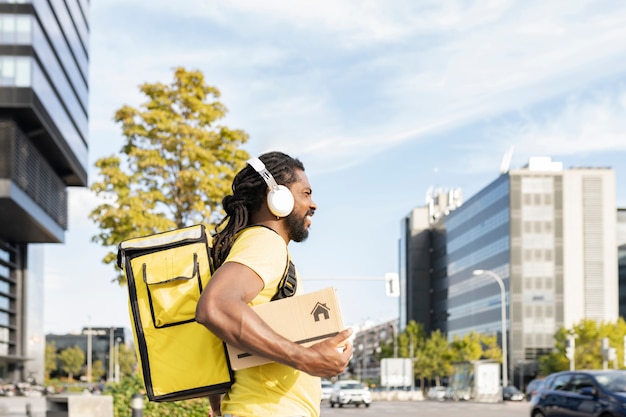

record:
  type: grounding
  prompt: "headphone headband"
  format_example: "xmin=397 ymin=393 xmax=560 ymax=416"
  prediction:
xmin=247 ymin=158 xmax=279 ymax=190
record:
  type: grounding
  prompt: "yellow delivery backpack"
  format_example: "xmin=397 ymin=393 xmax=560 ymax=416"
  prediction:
xmin=117 ymin=224 xmax=233 ymax=402
xmin=117 ymin=224 xmax=297 ymax=402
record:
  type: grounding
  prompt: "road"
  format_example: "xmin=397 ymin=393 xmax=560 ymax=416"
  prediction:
xmin=321 ymin=400 xmax=531 ymax=417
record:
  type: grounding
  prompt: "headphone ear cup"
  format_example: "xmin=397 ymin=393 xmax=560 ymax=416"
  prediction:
xmin=267 ymin=185 xmax=294 ymax=218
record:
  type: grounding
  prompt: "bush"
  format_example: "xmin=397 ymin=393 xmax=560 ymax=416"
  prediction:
xmin=105 ymin=375 xmax=211 ymax=417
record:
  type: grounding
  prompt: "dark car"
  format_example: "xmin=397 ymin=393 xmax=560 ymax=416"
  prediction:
xmin=503 ymin=385 xmax=525 ymax=401
xmin=526 ymin=378 xmax=545 ymax=401
xmin=530 ymin=370 xmax=626 ymax=417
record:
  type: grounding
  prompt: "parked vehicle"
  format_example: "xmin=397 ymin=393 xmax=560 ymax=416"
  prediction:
xmin=503 ymin=385 xmax=524 ymax=401
xmin=530 ymin=370 xmax=626 ymax=417
xmin=321 ymin=379 xmax=333 ymax=403
xmin=427 ymin=386 xmax=447 ymax=401
xmin=444 ymin=385 xmax=470 ymax=401
xmin=525 ymin=378 xmax=544 ymax=401
xmin=329 ymin=380 xmax=372 ymax=408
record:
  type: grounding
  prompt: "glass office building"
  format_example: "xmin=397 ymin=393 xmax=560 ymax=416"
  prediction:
xmin=0 ymin=0 xmax=89 ymax=382
xmin=400 ymin=157 xmax=618 ymax=381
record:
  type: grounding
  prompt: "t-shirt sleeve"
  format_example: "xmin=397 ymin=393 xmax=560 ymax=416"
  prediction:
xmin=223 ymin=227 xmax=289 ymax=303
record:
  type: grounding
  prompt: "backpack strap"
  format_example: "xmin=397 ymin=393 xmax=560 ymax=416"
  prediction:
xmin=271 ymin=260 xmax=297 ymax=301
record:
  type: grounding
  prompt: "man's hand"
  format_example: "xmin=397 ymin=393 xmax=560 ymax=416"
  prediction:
xmin=300 ymin=328 xmax=354 ymax=378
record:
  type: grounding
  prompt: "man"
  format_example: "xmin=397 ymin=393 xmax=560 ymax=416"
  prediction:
xmin=196 ymin=151 xmax=353 ymax=417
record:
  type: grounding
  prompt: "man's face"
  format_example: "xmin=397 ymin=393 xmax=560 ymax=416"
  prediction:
xmin=285 ymin=169 xmax=316 ymax=242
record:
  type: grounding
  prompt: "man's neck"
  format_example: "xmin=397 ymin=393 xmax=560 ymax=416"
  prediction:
xmin=249 ymin=216 xmax=290 ymax=245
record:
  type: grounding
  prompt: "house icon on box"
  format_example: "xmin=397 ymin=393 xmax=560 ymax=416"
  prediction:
xmin=310 ymin=302 xmax=331 ymax=322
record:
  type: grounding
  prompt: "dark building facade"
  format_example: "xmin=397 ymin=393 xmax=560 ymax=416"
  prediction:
xmin=46 ymin=327 xmax=129 ymax=382
xmin=0 ymin=0 xmax=89 ymax=382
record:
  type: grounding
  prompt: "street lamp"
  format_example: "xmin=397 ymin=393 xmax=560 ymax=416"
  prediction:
xmin=472 ymin=269 xmax=508 ymax=389
xmin=86 ymin=327 xmax=92 ymax=384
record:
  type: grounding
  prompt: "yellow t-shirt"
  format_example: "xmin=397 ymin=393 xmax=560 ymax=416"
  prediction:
xmin=221 ymin=226 xmax=321 ymax=417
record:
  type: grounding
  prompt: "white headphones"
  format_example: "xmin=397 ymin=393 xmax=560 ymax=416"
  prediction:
xmin=247 ymin=157 xmax=294 ymax=218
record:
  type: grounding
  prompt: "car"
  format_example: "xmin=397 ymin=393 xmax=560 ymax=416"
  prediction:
xmin=329 ymin=380 xmax=372 ymax=408
xmin=444 ymin=386 xmax=470 ymax=401
xmin=321 ymin=379 xmax=333 ymax=403
xmin=525 ymin=378 xmax=544 ymax=401
xmin=427 ymin=386 xmax=448 ymax=401
xmin=503 ymin=385 xmax=525 ymax=401
xmin=530 ymin=370 xmax=626 ymax=417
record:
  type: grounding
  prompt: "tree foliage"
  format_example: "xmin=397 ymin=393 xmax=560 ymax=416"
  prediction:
xmin=119 ymin=343 xmax=137 ymax=377
xmin=45 ymin=341 xmax=58 ymax=381
xmin=59 ymin=346 xmax=85 ymax=381
xmin=91 ymin=359 xmax=106 ymax=382
xmin=449 ymin=332 xmax=491 ymax=363
xmin=378 ymin=322 xmax=502 ymax=387
xmin=378 ymin=317 xmax=626 ymax=389
xmin=106 ymin=375 xmax=210 ymax=417
xmin=418 ymin=330 xmax=452 ymax=386
xmin=540 ymin=318 xmax=626 ymax=375
xmin=90 ymin=67 xmax=250 ymax=283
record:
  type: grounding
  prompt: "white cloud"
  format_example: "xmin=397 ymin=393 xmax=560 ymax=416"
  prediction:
xmin=507 ymin=87 xmax=626 ymax=156
xmin=89 ymin=0 xmax=626 ymax=170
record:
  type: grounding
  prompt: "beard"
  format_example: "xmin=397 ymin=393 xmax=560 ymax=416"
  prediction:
xmin=286 ymin=211 xmax=310 ymax=242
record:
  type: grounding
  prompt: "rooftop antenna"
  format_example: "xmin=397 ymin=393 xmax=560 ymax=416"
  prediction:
xmin=500 ymin=145 xmax=515 ymax=174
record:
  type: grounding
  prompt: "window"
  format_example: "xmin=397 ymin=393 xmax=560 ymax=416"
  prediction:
xmin=550 ymin=374 xmax=572 ymax=391
xmin=571 ymin=374 xmax=595 ymax=393
xmin=544 ymin=194 xmax=553 ymax=205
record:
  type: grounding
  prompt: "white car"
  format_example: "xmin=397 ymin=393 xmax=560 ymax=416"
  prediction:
xmin=329 ymin=380 xmax=372 ymax=408
xmin=427 ymin=386 xmax=447 ymax=401
xmin=321 ymin=379 xmax=333 ymax=403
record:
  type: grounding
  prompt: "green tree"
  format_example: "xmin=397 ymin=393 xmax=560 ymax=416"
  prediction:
xmin=398 ymin=320 xmax=425 ymax=359
xmin=449 ymin=331 xmax=484 ymax=363
xmin=119 ymin=343 xmax=137 ymax=377
xmin=45 ymin=341 xmax=58 ymax=381
xmin=59 ymin=346 xmax=85 ymax=381
xmin=539 ymin=318 xmax=626 ymax=375
xmin=91 ymin=359 xmax=106 ymax=382
xmin=417 ymin=329 xmax=452 ymax=387
xmin=478 ymin=333 xmax=502 ymax=361
xmin=397 ymin=321 xmax=425 ymax=387
xmin=90 ymin=67 xmax=250 ymax=283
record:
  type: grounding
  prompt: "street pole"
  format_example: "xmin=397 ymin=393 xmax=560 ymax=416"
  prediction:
xmin=115 ymin=337 xmax=121 ymax=382
xmin=392 ymin=320 xmax=398 ymax=359
xmin=109 ymin=327 xmax=114 ymax=382
xmin=473 ymin=269 xmax=508 ymax=389
xmin=86 ymin=327 xmax=92 ymax=384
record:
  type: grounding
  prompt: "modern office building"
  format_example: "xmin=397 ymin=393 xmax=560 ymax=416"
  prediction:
xmin=619 ymin=208 xmax=626 ymax=319
xmin=400 ymin=157 xmax=618 ymax=381
xmin=0 ymin=0 xmax=89 ymax=383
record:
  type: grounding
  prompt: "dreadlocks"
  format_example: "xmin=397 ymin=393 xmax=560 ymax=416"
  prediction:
xmin=211 ymin=151 xmax=305 ymax=269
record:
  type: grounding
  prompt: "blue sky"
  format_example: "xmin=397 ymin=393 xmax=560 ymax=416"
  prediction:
xmin=43 ymin=0 xmax=626 ymax=334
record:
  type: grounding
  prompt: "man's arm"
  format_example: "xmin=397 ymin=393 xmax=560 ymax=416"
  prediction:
xmin=195 ymin=262 xmax=353 ymax=378
xmin=208 ymin=394 xmax=222 ymax=417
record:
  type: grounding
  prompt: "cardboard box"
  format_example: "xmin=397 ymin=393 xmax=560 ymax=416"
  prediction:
xmin=227 ymin=286 xmax=344 ymax=370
